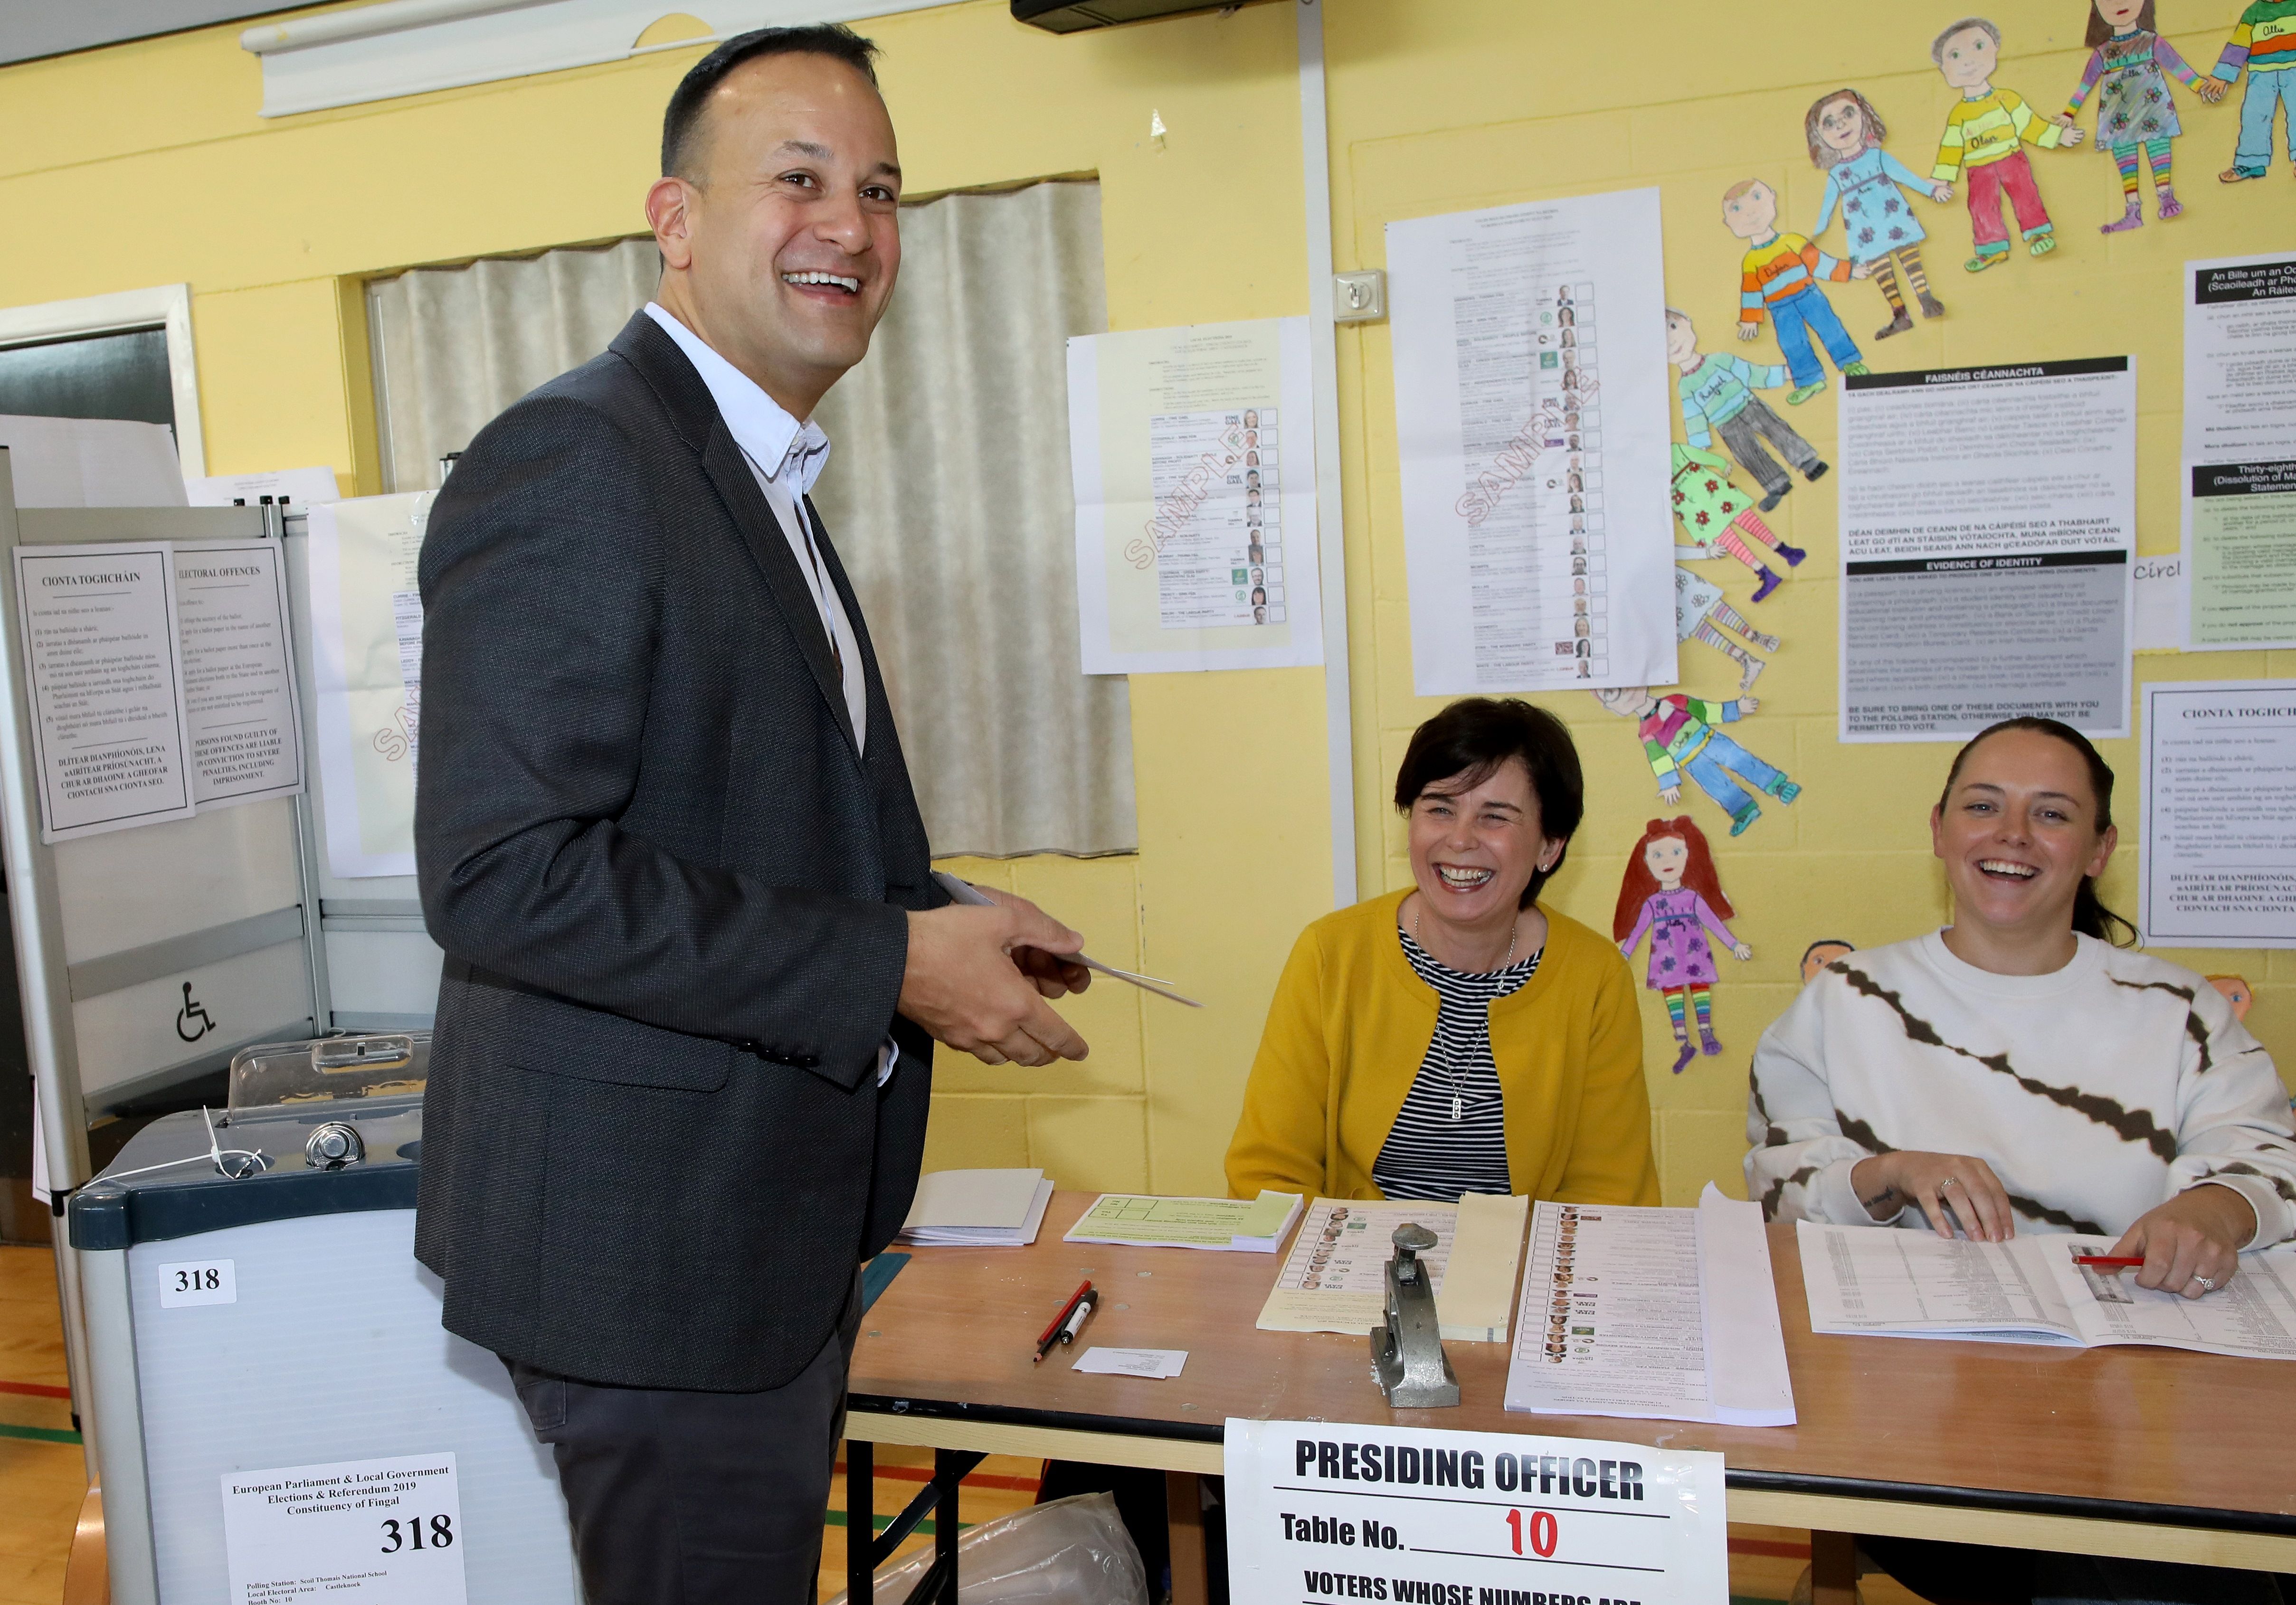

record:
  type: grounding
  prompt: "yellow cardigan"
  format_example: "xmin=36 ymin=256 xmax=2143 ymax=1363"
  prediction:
xmin=1224 ymin=888 xmax=1659 ymax=1205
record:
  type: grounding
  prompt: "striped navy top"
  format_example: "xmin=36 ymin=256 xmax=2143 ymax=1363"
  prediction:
xmin=1371 ymin=926 xmax=1541 ymax=1202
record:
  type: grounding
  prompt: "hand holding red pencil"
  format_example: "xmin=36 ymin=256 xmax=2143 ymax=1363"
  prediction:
xmin=2087 ymin=1187 xmax=2258 ymax=1300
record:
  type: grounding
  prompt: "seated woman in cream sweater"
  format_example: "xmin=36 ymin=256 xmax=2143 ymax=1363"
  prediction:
xmin=1226 ymin=697 xmax=1658 ymax=1206
xmin=1747 ymin=717 xmax=2296 ymax=1294
xmin=1750 ymin=723 xmax=2292 ymax=1605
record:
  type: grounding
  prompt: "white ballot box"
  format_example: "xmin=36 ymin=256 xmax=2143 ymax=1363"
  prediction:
xmin=66 ymin=1036 xmax=578 ymax=1605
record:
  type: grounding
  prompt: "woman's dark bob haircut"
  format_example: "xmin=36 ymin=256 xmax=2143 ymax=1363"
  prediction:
xmin=1394 ymin=697 xmax=1584 ymax=909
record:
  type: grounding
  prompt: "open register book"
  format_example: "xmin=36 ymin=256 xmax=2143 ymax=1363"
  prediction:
xmin=1799 ymin=1221 xmax=2296 ymax=1360
xmin=1502 ymin=1186 xmax=1796 ymax=1426
xmin=1255 ymin=1193 xmax=1528 ymax=1343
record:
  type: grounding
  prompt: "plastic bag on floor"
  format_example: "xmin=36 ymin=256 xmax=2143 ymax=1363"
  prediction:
xmin=825 ymin=1490 xmax=1149 ymax=1605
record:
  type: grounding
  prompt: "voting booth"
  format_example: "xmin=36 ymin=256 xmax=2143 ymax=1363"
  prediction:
xmin=65 ymin=1034 xmax=579 ymax=1605
xmin=0 ymin=446 xmax=447 ymax=1480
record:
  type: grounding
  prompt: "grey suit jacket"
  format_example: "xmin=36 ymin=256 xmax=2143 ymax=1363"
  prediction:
xmin=411 ymin=311 xmax=942 ymax=1391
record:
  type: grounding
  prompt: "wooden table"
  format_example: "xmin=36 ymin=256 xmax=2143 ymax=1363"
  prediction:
xmin=845 ymin=1192 xmax=2296 ymax=1601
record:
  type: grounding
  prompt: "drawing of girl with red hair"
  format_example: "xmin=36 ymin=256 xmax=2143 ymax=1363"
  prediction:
xmin=1614 ymin=816 xmax=1752 ymax=1073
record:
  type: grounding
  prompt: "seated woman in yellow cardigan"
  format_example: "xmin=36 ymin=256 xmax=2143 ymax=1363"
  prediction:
xmin=1226 ymin=697 xmax=1660 ymax=1204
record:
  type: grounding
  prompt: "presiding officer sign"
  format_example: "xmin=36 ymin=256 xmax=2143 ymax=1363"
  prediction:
xmin=1224 ymin=1419 xmax=1727 ymax=1604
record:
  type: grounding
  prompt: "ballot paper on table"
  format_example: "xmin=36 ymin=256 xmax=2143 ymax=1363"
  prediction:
xmin=1798 ymin=1221 xmax=2296 ymax=1359
xmin=930 ymin=870 xmax=1202 ymax=1007
xmin=1064 ymin=1190 xmax=1303 ymax=1252
xmin=1073 ymin=1347 xmax=1187 ymax=1378
xmin=896 ymin=1168 xmax=1053 ymax=1247
xmin=1503 ymin=1185 xmax=1796 ymax=1426
xmin=1256 ymin=1192 xmax=1528 ymax=1343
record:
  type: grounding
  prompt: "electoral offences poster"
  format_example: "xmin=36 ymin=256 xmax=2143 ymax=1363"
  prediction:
xmin=1388 ymin=187 xmax=1676 ymax=695
xmin=1067 ymin=316 xmax=1322 ymax=674
xmin=1838 ymin=358 xmax=2136 ymax=742
xmin=2141 ymin=680 xmax=2296 ymax=949
xmin=2183 ymin=255 xmax=2296 ymax=650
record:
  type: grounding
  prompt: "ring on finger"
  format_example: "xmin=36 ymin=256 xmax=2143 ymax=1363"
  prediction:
xmin=1939 ymin=1176 xmax=1961 ymax=1191
xmin=2195 ymin=1275 xmax=2218 ymax=1293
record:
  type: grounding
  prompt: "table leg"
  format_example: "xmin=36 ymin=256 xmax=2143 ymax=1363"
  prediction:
xmin=1810 ymin=1529 xmax=1859 ymax=1605
xmin=1166 ymin=1471 xmax=1208 ymax=1605
xmin=932 ymin=1450 xmax=964 ymax=1605
xmin=846 ymin=1439 xmax=874 ymax=1604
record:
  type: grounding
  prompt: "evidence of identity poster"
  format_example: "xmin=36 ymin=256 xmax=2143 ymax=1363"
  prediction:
xmin=1837 ymin=358 xmax=2136 ymax=743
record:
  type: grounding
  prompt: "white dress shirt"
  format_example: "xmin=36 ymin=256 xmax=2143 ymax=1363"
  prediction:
xmin=644 ymin=302 xmax=866 ymax=754
xmin=645 ymin=302 xmax=897 ymax=1087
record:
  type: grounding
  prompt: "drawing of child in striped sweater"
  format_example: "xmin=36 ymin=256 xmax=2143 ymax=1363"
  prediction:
xmin=2054 ymin=0 xmax=2222 ymax=230
xmin=1930 ymin=17 xmax=2087 ymax=270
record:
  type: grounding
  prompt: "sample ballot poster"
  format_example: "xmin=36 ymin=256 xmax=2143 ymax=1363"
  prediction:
xmin=2183 ymin=255 xmax=2296 ymax=649
xmin=1838 ymin=359 xmax=2136 ymax=742
xmin=1225 ymin=1418 xmax=1727 ymax=1605
xmin=175 ymin=540 xmax=305 ymax=810
xmin=2140 ymin=680 xmax=2296 ymax=948
xmin=1068 ymin=316 xmax=1322 ymax=674
xmin=1387 ymin=187 xmax=1676 ymax=695
xmin=12 ymin=542 xmax=197 ymax=842
xmin=221 ymin=1452 xmax=467 ymax=1605
xmin=308 ymin=491 xmax=432 ymax=877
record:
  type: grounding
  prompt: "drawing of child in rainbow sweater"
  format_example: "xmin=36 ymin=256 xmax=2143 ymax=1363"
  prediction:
xmin=1724 ymin=179 xmax=1872 ymax=405
xmin=1930 ymin=17 xmax=2086 ymax=270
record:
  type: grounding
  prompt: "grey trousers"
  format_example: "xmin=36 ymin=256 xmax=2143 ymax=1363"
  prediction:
xmin=1715 ymin=396 xmax=1822 ymax=497
xmin=507 ymin=1271 xmax=863 ymax=1605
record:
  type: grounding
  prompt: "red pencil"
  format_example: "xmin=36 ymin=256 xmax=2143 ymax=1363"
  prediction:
xmin=2074 ymin=1255 xmax=2145 ymax=1268
xmin=1035 ymin=1280 xmax=1092 ymax=1348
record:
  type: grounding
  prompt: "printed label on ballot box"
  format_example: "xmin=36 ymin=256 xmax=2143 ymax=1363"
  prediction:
xmin=221 ymin=1452 xmax=466 ymax=1605
xmin=1224 ymin=1419 xmax=1726 ymax=1604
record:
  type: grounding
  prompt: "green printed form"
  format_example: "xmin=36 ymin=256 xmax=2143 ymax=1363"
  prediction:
xmin=1063 ymin=1190 xmax=1302 ymax=1250
xmin=2190 ymin=462 xmax=2296 ymax=647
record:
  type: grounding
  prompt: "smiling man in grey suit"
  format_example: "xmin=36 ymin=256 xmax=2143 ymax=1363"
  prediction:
xmin=411 ymin=25 xmax=1090 ymax=1604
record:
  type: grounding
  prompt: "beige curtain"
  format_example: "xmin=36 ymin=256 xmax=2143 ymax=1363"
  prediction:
xmin=364 ymin=181 xmax=1131 ymax=857
xmin=370 ymin=237 xmax=662 ymax=491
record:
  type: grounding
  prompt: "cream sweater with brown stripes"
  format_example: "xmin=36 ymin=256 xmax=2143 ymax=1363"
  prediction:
xmin=1745 ymin=932 xmax=2296 ymax=1246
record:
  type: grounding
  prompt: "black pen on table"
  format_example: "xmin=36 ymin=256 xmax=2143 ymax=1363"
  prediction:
xmin=1056 ymin=1288 xmax=1101 ymax=1349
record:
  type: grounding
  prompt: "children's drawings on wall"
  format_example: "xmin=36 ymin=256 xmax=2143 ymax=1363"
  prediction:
xmin=1675 ymin=567 xmax=1782 ymax=693
xmin=1724 ymin=179 xmax=1872 ymax=405
xmin=1614 ymin=817 xmax=1753 ymax=1074
xmin=2211 ymin=0 xmax=2296 ymax=182
xmin=1667 ymin=310 xmax=1830 ymax=514
xmin=1800 ymin=939 xmax=1858 ymax=984
xmin=2058 ymin=0 xmax=2220 ymax=231
xmin=1931 ymin=17 xmax=2085 ymax=270
xmin=1806 ymin=88 xmax=1950 ymax=340
xmin=1670 ymin=442 xmax=1807 ymax=601
xmin=1592 ymin=687 xmax=1803 ymax=837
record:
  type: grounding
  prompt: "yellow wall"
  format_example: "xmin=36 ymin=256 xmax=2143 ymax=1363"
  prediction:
xmin=1 ymin=0 xmax=2289 ymax=1207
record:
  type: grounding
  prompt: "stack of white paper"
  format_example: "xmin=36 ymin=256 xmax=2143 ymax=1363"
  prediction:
xmin=897 ymin=1168 xmax=1053 ymax=1247
xmin=1503 ymin=1185 xmax=1796 ymax=1426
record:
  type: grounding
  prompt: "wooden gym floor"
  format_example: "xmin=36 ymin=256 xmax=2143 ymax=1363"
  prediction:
xmin=0 ymin=1243 xmax=1899 ymax=1605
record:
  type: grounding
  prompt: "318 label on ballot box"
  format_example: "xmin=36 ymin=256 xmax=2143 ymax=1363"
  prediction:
xmin=1224 ymin=1419 xmax=1727 ymax=1604
xmin=221 ymin=1452 xmax=467 ymax=1605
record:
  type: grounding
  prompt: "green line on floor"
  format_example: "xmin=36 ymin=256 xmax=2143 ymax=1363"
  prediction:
xmin=0 ymin=1421 xmax=82 ymax=1445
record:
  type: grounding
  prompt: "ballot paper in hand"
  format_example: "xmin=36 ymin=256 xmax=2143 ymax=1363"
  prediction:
xmin=896 ymin=1168 xmax=1053 ymax=1247
xmin=1503 ymin=1185 xmax=1796 ymax=1426
xmin=930 ymin=870 xmax=1202 ymax=1007
xmin=1064 ymin=1190 xmax=1302 ymax=1252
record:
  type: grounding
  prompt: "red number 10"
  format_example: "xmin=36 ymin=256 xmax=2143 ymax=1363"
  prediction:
xmin=1504 ymin=1509 xmax=1558 ymax=1557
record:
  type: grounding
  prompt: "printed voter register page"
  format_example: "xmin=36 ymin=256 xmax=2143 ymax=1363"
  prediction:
xmin=1226 ymin=1418 xmax=1727 ymax=1605
xmin=1800 ymin=1221 xmax=2296 ymax=1358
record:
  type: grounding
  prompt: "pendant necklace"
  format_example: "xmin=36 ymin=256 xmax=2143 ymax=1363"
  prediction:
xmin=1415 ymin=902 xmax=1516 ymax=1122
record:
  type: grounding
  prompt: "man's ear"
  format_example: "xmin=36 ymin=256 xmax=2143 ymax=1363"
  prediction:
xmin=647 ymin=176 xmax=698 ymax=273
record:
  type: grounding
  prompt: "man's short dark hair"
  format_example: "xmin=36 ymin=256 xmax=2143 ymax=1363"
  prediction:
xmin=1393 ymin=697 xmax=1584 ymax=909
xmin=661 ymin=25 xmax=881 ymax=179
